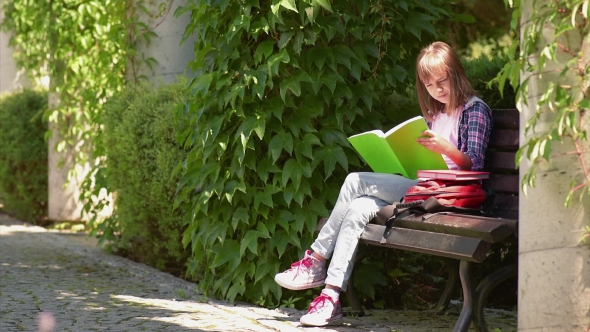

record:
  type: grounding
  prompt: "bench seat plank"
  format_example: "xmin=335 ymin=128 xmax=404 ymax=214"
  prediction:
xmin=388 ymin=213 xmax=514 ymax=243
xmin=360 ymin=224 xmax=492 ymax=263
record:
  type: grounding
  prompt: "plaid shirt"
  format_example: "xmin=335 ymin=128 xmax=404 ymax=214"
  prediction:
xmin=428 ymin=96 xmax=493 ymax=171
xmin=457 ymin=96 xmax=493 ymax=170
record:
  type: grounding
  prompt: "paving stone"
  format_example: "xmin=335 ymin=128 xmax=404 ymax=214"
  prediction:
xmin=0 ymin=213 xmax=517 ymax=331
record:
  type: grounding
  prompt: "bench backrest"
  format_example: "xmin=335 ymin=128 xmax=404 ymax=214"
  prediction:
xmin=484 ymin=109 xmax=519 ymax=220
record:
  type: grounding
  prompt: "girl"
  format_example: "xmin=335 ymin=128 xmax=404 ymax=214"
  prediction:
xmin=274 ymin=41 xmax=493 ymax=327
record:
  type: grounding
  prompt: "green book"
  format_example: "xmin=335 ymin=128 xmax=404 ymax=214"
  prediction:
xmin=347 ymin=115 xmax=448 ymax=179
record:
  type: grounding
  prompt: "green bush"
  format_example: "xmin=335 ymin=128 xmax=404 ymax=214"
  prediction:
xmin=99 ymin=80 xmax=190 ymax=272
xmin=464 ymin=54 xmax=517 ymax=109
xmin=0 ymin=89 xmax=48 ymax=223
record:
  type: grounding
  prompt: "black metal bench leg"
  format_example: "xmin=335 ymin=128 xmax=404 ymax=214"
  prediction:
xmin=453 ymin=260 xmax=474 ymax=332
xmin=473 ymin=263 xmax=518 ymax=332
xmin=435 ymin=258 xmax=459 ymax=311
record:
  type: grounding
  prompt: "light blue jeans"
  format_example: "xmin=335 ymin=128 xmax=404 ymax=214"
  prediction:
xmin=310 ymin=172 xmax=418 ymax=291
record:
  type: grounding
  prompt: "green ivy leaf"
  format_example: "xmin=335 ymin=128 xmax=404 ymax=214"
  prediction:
xmin=254 ymin=184 xmax=280 ymax=209
xmin=405 ymin=12 xmax=436 ymax=40
xmin=270 ymin=229 xmax=301 ymax=257
xmin=312 ymin=145 xmax=348 ymax=177
xmin=190 ymin=73 xmax=213 ymax=97
xmin=232 ymin=207 xmax=250 ymax=231
xmin=224 ymin=180 xmax=247 ymax=203
xmin=295 ymin=133 xmax=321 ymax=159
xmin=333 ymin=44 xmax=356 ymax=70
xmin=257 ymin=222 xmax=271 ymax=238
xmin=269 ymin=131 xmax=294 ymax=162
xmin=453 ymin=13 xmax=475 ymax=23
xmin=278 ymin=31 xmax=295 ymax=49
xmin=312 ymin=0 xmax=332 ymax=12
xmin=281 ymin=157 xmax=312 ymax=191
xmin=307 ymin=47 xmax=333 ymax=70
xmin=254 ymin=257 xmax=280 ymax=284
xmin=309 ymin=198 xmax=329 ymax=216
xmin=353 ymin=261 xmax=387 ymax=299
xmin=254 ymin=40 xmax=275 ymax=64
xmin=210 ymin=239 xmax=241 ymax=269
xmin=280 ymin=0 xmax=298 ymax=12
xmin=226 ymin=282 xmax=246 ymax=304
xmin=267 ymin=48 xmax=290 ymax=76
xmin=241 ymin=230 xmax=259 ymax=256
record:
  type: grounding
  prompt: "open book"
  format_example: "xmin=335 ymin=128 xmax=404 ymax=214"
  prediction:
xmin=347 ymin=116 xmax=448 ymax=179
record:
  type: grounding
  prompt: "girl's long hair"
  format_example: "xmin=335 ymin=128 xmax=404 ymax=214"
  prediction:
xmin=415 ymin=42 xmax=475 ymax=122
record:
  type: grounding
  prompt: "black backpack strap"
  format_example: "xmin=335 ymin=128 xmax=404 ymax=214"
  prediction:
xmin=380 ymin=200 xmax=424 ymax=244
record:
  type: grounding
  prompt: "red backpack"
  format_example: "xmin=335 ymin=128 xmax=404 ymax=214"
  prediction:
xmin=379 ymin=180 xmax=493 ymax=243
xmin=402 ymin=179 xmax=488 ymax=212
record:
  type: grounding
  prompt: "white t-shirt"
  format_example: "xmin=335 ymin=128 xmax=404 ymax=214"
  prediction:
xmin=431 ymin=108 xmax=461 ymax=170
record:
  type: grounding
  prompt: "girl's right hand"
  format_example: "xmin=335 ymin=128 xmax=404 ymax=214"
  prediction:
xmin=416 ymin=130 xmax=454 ymax=155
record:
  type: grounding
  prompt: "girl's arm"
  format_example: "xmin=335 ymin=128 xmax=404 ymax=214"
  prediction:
xmin=417 ymin=130 xmax=472 ymax=170
xmin=416 ymin=102 xmax=492 ymax=170
xmin=460 ymin=102 xmax=493 ymax=170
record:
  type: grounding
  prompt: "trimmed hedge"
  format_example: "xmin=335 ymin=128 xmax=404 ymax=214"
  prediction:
xmin=0 ymin=89 xmax=48 ymax=223
xmin=100 ymin=80 xmax=190 ymax=273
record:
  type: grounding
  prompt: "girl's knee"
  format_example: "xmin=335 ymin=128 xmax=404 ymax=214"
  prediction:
xmin=343 ymin=172 xmax=365 ymax=187
xmin=344 ymin=172 xmax=359 ymax=183
xmin=347 ymin=198 xmax=379 ymax=220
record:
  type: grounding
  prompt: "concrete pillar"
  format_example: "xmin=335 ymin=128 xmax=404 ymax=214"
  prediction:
xmin=518 ymin=1 xmax=590 ymax=331
xmin=47 ymin=93 xmax=87 ymax=221
xmin=47 ymin=1 xmax=195 ymax=222
xmin=1 ymin=7 xmax=75 ymax=222
xmin=0 ymin=10 xmax=29 ymax=93
xmin=126 ymin=0 xmax=196 ymax=84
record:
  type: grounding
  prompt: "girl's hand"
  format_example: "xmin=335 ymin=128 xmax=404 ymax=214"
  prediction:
xmin=416 ymin=130 xmax=454 ymax=155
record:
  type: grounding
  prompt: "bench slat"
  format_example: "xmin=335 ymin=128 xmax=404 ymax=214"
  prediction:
xmin=492 ymin=109 xmax=519 ymax=130
xmin=360 ymin=224 xmax=491 ymax=263
xmin=389 ymin=213 xmax=513 ymax=243
xmin=488 ymin=129 xmax=519 ymax=150
xmin=485 ymin=151 xmax=517 ymax=171
xmin=487 ymin=174 xmax=519 ymax=194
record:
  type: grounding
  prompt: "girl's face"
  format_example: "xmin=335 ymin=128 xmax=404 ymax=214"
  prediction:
xmin=423 ymin=73 xmax=450 ymax=105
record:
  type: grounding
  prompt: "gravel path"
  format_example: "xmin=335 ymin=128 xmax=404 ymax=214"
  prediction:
xmin=0 ymin=213 xmax=517 ymax=331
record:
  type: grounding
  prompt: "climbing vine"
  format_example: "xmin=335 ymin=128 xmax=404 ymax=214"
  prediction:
xmin=497 ymin=0 xmax=590 ymax=206
xmin=175 ymin=0 xmax=465 ymax=306
xmin=1 ymin=0 xmax=128 ymax=162
xmin=0 ymin=0 xmax=168 ymax=225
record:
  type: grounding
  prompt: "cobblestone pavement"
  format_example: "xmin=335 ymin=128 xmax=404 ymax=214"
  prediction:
xmin=0 ymin=213 xmax=517 ymax=332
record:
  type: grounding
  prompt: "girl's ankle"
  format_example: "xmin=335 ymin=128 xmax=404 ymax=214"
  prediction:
xmin=311 ymin=252 xmax=326 ymax=261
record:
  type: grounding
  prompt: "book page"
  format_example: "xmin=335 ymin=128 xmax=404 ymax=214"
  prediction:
xmin=383 ymin=116 xmax=424 ymax=137
xmin=348 ymin=129 xmax=386 ymax=139
xmin=384 ymin=117 xmax=448 ymax=179
xmin=347 ymin=132 xmax=406 ymax=176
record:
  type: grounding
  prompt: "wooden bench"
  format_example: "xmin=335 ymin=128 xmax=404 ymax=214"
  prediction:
xmin=317 ymin=108 xmax=520 ymax=332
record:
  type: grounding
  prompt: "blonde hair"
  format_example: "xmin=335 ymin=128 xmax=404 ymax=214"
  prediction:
xmin=415 ymin=41 xmax=475 ymax=122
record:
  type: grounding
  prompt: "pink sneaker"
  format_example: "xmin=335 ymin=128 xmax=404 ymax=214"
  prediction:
xmin=274 ymin=250 xmax=327 ymax=290
xmin=300 ymin=291 xmax=343 ymax=326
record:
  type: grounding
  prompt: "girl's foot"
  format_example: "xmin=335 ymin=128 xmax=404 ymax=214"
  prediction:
xmin=299 ymin=290 xmax=343 ymax=326
xmin=274 ymin=250 xmax=326 ymax=290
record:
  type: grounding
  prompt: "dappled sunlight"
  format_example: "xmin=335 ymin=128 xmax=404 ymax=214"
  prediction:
xmin=112 ymin=294 xmax=210 ymax=313
xmin=2 ymin=262 xmax=64 ymax=270
xmin=111 ymin=294 xmax=285 ymax=330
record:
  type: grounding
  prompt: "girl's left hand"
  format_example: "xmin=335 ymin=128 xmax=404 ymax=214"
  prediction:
xmin=416 ymin=130 xmax=454 ymax=155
